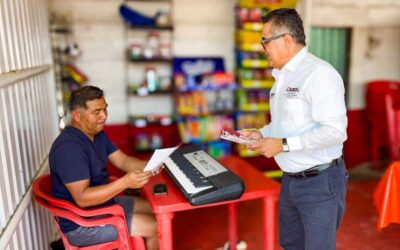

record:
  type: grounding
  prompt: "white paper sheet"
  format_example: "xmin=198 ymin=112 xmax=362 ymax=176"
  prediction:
xmin=144 ymin=145 xmax=180 ymax=173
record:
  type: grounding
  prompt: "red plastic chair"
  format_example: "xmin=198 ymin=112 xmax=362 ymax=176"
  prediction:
xmin=33 ymin=174 xmax=146 ymax=250
xmin=366 ymin=80 xmax=400 ymax=165
xmin=385 ymin=94 xmax=400 ymax=160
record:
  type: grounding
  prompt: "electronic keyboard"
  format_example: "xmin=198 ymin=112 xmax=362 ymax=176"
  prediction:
xmin=164 ymin=145 xmax=245 ymax=206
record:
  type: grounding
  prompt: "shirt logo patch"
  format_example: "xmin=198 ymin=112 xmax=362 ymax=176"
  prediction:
xmin=285 ymin=87 xmax=300 ymax=98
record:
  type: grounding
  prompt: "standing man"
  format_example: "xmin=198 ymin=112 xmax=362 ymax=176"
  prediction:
xmin=50 ymin=86 xmax=159 ymax=249
xmin=240 ymin=8 xmax=348 ymax=250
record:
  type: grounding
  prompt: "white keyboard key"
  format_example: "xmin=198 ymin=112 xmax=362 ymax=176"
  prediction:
xmin=164 ymin=157 xmax=212 ymax=194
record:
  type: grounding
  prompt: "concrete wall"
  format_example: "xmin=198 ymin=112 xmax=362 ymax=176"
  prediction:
xmin=348 ymin=27 xmax=400 ymax=109
xmin=173 ymin=0 xmax=236 ymax=71
xmin=49 ymin=0 xmax=126 ymax=123
xmin=310 ymin=0 xmax=400 ymax=109
xmin=49 ymin=0 xmax=400 ymax=123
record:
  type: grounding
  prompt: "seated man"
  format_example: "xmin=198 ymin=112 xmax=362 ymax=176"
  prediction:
xmin=49 ymin=85 xmax=159 ymax=249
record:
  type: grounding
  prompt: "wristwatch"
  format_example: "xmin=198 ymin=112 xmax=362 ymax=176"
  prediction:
xmin=282 ymin=138 xmax=290 ymax=152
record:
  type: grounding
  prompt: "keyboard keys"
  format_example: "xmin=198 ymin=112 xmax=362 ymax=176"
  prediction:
xmin=164 ymin=157 xmax=212 ymax=194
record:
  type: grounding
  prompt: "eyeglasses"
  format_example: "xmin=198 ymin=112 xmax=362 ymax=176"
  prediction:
xmin=260 ymin=33 xmax=291 ymax=49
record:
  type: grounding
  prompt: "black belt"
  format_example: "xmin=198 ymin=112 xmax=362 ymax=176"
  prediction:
xmin=285 ymin=157 xmax=342 ymax=179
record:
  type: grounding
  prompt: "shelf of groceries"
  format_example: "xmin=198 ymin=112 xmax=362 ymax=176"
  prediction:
xmin=118 ymin=0 xmax=300 ymax=160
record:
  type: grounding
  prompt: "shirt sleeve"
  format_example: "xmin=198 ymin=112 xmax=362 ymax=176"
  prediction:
xmin=52 ymin=140 xmax=91 ymax=184
xmin=287 ymin=66 xmax=348 ymax=151
xmin=103 ymin=132 xmax=118 ymax=155
xmin=259 ymin=123 xmax=272 ymax=138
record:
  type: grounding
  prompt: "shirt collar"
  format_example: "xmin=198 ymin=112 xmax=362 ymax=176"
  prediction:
xmin=66 ymin=126 xmax=94 ymax=143
xmin=272 ymin=47 xmax=308 ymax=78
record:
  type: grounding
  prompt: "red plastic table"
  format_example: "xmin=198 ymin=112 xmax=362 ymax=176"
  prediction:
xmin=142 ymin=156 xmax=280 ymax=250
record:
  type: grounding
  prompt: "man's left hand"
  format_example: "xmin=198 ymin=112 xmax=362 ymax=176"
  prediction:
xmin=151 ymin=164 xmax=165 ymax=176
xmin=247 ymin=137 xmax=283 ymax=158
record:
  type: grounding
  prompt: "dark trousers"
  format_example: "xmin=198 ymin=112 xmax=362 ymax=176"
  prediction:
xmin=279 ymin=159 xmax=348 ymax=250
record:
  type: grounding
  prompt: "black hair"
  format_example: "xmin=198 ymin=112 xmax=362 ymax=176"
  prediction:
xmin=69 ymin=85 xmax=104 ymax=111
xmin=261 ymin=8 xmax=306 ymax=46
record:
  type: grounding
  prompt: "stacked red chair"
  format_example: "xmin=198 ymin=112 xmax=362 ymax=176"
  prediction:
xmin=385 ymin=94 xmax=400 ymax=160
xmin=366 ymin=80 xmax=400 ymax=166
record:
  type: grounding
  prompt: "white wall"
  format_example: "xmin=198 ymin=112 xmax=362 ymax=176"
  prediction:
xmin=49 ymin=0 xmax=127 ymax=123
xmin=49 ymin=0 xmax=400 ymax=123
xmin=173 ymin=0 xmax=236 ymax=71
xmin=310 ymin=0 xmax=400 ymax=109
xmin=348 ymin=27 xmax=400 ymax=109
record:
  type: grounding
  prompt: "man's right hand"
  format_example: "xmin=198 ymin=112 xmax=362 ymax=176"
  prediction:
xmin=123 ymin=171 xmax=153 ymax=189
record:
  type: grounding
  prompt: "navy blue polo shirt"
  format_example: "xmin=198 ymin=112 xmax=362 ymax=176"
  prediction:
xmin=49 ymin=126 xmax=118 ymax=233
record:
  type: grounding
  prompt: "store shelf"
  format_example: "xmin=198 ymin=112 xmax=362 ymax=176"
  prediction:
xmin=127 ymin=24 xmax=173 ymax=30
xmin=50 ymin=27 xmax=71 ymax=34
xmin=128 ymin=57 xmax=173 ymax=63
xmin=126 ymin=0 xmax=171 ymax=2
xmin=264 ymin=170 xmax=283 ymax=178
xmin=237 ymin=43 xmax=263 ymax=52
xmin=240 ymin=79 xmax=274 ymax=89
xmin=175 ymin=84 xmax=238 ymax=92
xmin=128 ymin=90 xmax=174 ymax=96
xmin=129 ymin=122 xmax=179 ymax=154
xmin=240 ymin=59 xmax=269 ymax=68
xmin=177 ymin=110 xmax=236 ymax=117
xmin=239 ymin=103 xmax=270 ymax=112
xmin=242 ymin=22 xmax=263 ymax=32
xmin=129 ymin=115 xmax=174 ymax=127
xmin=233 ymin=1 xmax=297 ymax=166
xmin=238 ymin=148 xmax=259 ymax=157
xmin=122 ymin=0 xmax=177 ymax=156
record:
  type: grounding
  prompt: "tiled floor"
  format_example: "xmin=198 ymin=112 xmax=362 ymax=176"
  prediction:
xmin=172 ymin=163 xmax=400 ymax=250
xmin=337 ymin=179 xmax=400 ymax=250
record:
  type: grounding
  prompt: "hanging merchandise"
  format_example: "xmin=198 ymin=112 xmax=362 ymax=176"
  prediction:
xmin=63 ymin=64 xmax=88 ymax=85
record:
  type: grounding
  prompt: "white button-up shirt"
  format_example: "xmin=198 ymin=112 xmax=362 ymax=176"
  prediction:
xmin=259 ymin=47 xmax=347 ymax=173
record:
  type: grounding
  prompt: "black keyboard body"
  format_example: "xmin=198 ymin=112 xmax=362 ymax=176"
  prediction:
xmin=165 ymin=145 xmax=245 ymax=206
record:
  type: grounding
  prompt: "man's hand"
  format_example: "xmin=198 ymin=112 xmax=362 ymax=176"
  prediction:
xmin=247 ymin=137 xmax=284 ymax=158
xmin=238 ymin=130 xmax=263 ymax=140
xmin=123 ymin=171 xmax=153 ymax=189
xmin=151 ymin=164 xmax=165 ymax=176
